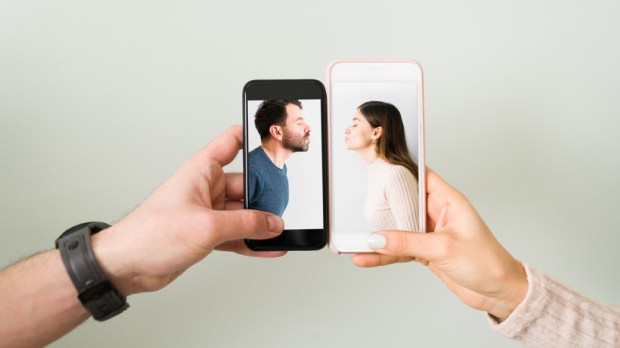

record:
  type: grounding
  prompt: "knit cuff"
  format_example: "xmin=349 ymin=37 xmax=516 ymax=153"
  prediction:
xmin=486 ymin=263 xmax=546 ymax=338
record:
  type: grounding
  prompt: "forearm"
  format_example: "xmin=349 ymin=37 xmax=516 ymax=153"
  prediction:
xmin=489 ymin=264 xmax=620 ymax=347
xmin=0 ymin=250 xmax=89 ymax=348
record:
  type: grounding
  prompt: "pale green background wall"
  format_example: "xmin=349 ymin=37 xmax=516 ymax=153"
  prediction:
xmin=1 ymin=1 xmax=619 ymax=347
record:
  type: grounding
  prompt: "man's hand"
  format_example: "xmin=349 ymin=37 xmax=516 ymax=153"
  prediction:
xmin=93 ymin=125 xmax=286 ymax=296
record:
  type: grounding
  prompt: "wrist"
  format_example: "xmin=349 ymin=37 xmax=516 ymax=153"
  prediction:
xmin=56 ymin=222 xmax=130 ymax=321
xmin=488 ymin=261 xmax=528 ymax=320
xmin=90 ymin=224 xmax=139 ymax=297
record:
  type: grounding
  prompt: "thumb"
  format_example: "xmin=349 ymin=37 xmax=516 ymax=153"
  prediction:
xmin=206 ymin=209 xmax=284 ymax=246
xmin=367 ymin=230 xmax=442 ymax=262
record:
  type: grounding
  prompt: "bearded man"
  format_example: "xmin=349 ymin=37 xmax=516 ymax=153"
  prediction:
xmin=247 ymin=99 xmax=311 ymax=216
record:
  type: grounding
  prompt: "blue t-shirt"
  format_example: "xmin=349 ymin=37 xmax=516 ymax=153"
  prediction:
xmin=248 ymin=147 xmax=289 ymax=216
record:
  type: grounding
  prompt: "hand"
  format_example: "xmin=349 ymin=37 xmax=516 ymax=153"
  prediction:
xmin=352 ymin=169 xmax=528 ymax=320
xmin=92 ymin=125 xmax=286 ymax=296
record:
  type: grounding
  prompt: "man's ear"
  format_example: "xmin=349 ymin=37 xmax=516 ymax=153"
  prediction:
xmin=269 ymin=125 xmax=283 ymax=141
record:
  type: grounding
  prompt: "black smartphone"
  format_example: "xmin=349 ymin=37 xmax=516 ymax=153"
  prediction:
xmin=243 ymin=79 xmax=328 ymax=251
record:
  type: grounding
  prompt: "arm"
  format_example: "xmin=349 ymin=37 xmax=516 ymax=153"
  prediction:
xmin=490 ymin=264 xmax=620 ymax=347
xmin=0 ymin=251 xmax=88 ymax=348
xmin=248 ymin=159 xmax=261 ymax=210
xmin=0 ymin=125 xmax=285 ymax=348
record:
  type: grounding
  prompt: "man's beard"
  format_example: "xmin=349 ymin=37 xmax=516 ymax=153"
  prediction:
xmin=282 ymin=130 xmax=310 ymax=152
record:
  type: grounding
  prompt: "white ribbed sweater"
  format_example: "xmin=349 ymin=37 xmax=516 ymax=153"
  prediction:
xmin=489 ymin=264 xmax=620 ymax=347
xmin=363 ymin=158 xmax=419 ymax=231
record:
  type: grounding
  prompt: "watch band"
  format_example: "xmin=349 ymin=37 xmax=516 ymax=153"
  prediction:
xmin=55 ymin=222 xmax=129 ymax=321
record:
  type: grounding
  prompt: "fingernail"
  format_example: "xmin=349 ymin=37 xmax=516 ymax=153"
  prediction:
xmin=267 ymin=215 xmax=284 ymax=233
xmin=367 ymin=233 xmax=386 ymax=249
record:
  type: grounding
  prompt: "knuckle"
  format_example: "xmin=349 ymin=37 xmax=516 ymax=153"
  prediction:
xmin=435 ymin=235 xmax=454 ymax=259
xmin=241 ymin=210 xmax=263 ymax=229
xmin=391 ymin=231 xmax=411 ymax=255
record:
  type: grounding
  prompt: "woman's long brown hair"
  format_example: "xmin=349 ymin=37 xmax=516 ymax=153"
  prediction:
xmin=358 ymin=101 xmax=418 ymax=180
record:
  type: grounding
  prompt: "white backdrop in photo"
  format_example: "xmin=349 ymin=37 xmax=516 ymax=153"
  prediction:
xmin=331 ymin=81 xmax=419 ymax=233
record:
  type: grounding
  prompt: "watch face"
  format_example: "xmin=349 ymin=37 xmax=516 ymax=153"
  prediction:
xmin=55 ymin=222 xmax=110 ymax=247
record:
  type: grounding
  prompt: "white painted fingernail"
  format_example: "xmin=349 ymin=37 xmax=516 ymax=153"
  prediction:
xmin=367 ymin=233 xmax=386 ymax=249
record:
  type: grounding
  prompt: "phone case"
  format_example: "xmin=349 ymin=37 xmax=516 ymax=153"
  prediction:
xmin=326 ymin=59 xmax=426 ymax=254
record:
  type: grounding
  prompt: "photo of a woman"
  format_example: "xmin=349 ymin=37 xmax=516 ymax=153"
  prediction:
xmin=344 ymin=101 xmax=419 ymax=231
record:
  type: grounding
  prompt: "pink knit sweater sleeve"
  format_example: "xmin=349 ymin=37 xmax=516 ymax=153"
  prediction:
xmin=488 ymin=264 xmax=620 ymax=347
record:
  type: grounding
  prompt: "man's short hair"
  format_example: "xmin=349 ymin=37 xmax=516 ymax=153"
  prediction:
xmin=254 ymin=100 xmax=302 ymax=140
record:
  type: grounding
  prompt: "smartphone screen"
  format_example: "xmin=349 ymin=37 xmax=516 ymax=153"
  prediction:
xmin=328 ymin=60 xmax=426 ymax=253
xmin=243 ymin=80 xmax=328 ymax=251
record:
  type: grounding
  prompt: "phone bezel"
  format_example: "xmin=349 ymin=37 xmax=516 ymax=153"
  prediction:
xmin=243 ymin=79 xmax=329 ymax=251
xmin=326 ymin=59 xmax=426 ymax=254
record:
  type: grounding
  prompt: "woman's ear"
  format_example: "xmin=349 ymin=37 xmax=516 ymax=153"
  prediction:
xmin=372 ymin=126 xmax=383 ymax=140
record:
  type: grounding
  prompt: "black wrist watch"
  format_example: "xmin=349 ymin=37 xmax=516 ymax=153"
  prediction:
xmin=55 ymin=222 xmax=129 ymax=321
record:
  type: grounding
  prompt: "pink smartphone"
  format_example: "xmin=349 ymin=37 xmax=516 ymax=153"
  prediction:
xmin=327 ymin=59 xmax=426 ymax=253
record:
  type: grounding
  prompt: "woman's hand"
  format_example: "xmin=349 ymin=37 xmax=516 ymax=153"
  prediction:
xmin=352 ymin=169 xmax=528 ymax=320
